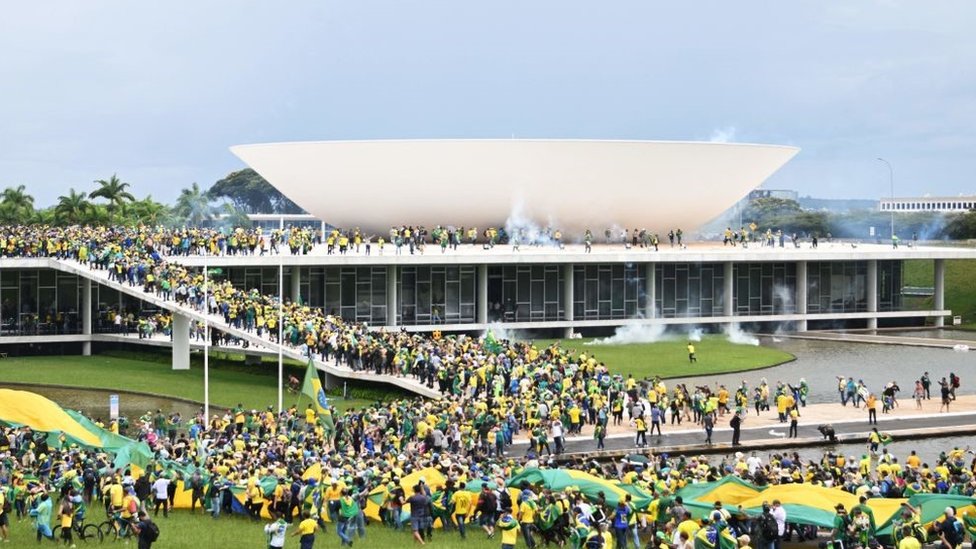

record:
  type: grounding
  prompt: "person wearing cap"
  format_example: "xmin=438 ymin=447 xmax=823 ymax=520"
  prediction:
xmin=934 ymin=507 xmax=963 ymax=549
xmin=831 ymin=504 xmax=852 ymax=548
xmin=490 ymin=502 xmax=518 ymax=549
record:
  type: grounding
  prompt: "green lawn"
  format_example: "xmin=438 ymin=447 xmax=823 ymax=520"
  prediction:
xmin=5 ymin=509 xmax=503 ymax=549
xmin=529 ymin=334 xmax=793 ymax=380
xmin=0 ymin=351 xmax=401 ymax=413
xmin=903 ymin=258 xmax=976 ymax=322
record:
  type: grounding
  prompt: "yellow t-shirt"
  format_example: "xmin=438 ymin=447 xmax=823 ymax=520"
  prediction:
xmin=519 ymin=500 xmax=537 ymax=523
xmin=61 ymin=511 xmax=73 ymax=528
xmin=899 ymin=536 xmax=921 ymax=549
xmin=499 ymin=518 xmax=520 ymax=545
xmin=451 ymin=491 xmax=472 ymax=515
xmin=109 ymin=484 xmax=124 ymax=508
xmin=298 ymin=517 xmax=318 ymax=535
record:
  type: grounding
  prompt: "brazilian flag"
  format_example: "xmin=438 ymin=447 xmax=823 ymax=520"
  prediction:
xmin=302 ymin=357 xmax=329 ymax=415
xmin=484 ymin=330 xmax=504 ymax=355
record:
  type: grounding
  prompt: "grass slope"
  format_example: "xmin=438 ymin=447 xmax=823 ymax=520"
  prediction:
xmin=0 ymin=351 xmax=394 ymax=413
xmin=8 ymin=510 xmax=500 ymax=549
xmin=530 ymin=334 xmax=793 ymax=379
xmin=903 ymin=259 xmax=976 ymax=323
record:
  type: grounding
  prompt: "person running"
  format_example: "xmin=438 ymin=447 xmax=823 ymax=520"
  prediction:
xmin=687 ymin=342 xmax=697 ymax=363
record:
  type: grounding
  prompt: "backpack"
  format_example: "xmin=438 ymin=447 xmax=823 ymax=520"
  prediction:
xmin=144 ymin=521 xmax=160 ymax=542
xmin=952 ymin=375 xmax=960 ymax=388
xmin=759 ymin=513 xmax=778 ymax=540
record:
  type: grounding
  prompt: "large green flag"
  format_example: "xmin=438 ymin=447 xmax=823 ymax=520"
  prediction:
xmin=301 ymin=357 xmax=329 ymax=415
xmin=484 ymin=330 xmax=504 ymax=354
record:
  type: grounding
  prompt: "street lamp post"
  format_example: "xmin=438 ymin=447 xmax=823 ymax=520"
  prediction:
xmin=877 ymin=158 xmax=894 ymax=239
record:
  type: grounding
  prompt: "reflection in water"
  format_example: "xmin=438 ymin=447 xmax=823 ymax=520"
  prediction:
xmin=2 ymin=385 xmax=207 ymax=424
xmin=682 ymin=435 xmax=976 ymax=471
xmin=669 ymin=337 xmax=974 ymax=404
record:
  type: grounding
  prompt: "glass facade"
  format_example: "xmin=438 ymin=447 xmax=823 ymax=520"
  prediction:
xmin=0 ymin=259 xmax=913 ymax=337
xmin=654 ymin=263 xmax=724 ymax=318
xmin=733 ymin=263 xmax=797 ymax=315
xmin=876 ymin=260 xmax=902 ymax=312
xmin=325 ymin=266 xmax=388 ymax=325
xmin=399 ymin=266 xmax=476 ymax=325
xmin=488 ymin=265 xmax=564 ymax=322
xmin=574 ymin=264 xmax=645 ymax=320
xmin=806 ymin=261 xmax=868 ymax=313
xmin=1 ymin=270 xmax=81 ymax=335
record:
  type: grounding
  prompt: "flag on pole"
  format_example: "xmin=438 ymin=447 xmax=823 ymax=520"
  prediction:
xmin=301 ymin=357 xmax=329 ymax=415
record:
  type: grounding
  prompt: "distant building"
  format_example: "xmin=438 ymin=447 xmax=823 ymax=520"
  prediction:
xmin=749 ymin=189 xmax=799 ymax=202
xmin=879 ymin=196 xmax=976 ymax=213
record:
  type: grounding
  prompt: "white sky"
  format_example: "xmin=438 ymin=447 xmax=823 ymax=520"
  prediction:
xmin=2 ymin=1 xmax=974 ymax=206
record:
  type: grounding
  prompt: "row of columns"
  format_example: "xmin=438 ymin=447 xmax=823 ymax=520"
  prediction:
xmin=157 ymin=258 xmax=947 ymax=370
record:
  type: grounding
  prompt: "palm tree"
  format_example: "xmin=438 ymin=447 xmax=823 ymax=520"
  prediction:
xmin=0 ymin=185 xmax=35 ymax=223
xmin=90 ymin=174 xmax=135 ymax=221
xmin=55 ymin=189 xmax=91 ymax=225
xmin=174 ymin=182 xmax=213 ymax=225
xmin=128 ymin=195 xmax=171 ymax=226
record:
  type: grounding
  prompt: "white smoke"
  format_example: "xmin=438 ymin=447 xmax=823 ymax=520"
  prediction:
xmin=725 ymin=323 xmax=759 ymax=346
xmin=687 ymin=327 xmax=704 ymax=342
xmin=709 ymin=126 xmax=737 ymax=143
xmin=586 ymin=321 xmax=667 ymax=345
xmin=504 ymin=198 xmax=559 ymax=246
xmin=484 ymin=321 xmax=520 ymax=342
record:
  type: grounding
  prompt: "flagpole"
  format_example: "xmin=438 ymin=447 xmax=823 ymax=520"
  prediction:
xmin=204 ymin=256 xmax=210 ymax=420
xmin=278 ymin=255 xmax=284 ymax=413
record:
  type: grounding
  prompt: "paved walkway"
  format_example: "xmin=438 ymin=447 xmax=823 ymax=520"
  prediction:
xmin=780 ymin=331 xmax=973 ymax=350
xmin=512 ymin=395 xmax=976 ymax=456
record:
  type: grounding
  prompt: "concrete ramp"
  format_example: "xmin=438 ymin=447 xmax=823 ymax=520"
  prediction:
xmin=48 ymin=259 xmax=441 ymax=399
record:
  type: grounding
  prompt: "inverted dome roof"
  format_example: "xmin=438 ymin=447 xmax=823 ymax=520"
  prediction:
xmin=230 ymin=139 xmax=798 ymax=234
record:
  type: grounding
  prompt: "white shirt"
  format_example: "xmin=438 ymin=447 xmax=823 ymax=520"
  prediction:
xmin=552 ymin=421 xmax=564 ymax=438
xmin=746 ymin=456 xmax=763 ymax=474
xmin=771 ymin=505 xmax=787 ymax=536
xmin=152 ymin=477 xmax=170 ymax=499
xmin=264 ymin=521 xmax=288 ymax=548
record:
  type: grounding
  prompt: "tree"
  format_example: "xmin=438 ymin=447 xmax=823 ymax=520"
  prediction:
xmin=942 ymin=211 xmax=976 ymax=240
xmin=173 ymin=182 xmax=214 ymax=225
xmin=55 ymin=188 xmax=91 ymax=225
xmin=127 ymin=195 xmax=171 ymax=226
xmin=90 ymin=174 xmax=135 ymax=221
xmin=216 ymin=202 xmax=252 ymax=230
xmin=209 ymin=168 xmax=303 ymax=214
xmin=0 ymin=185 xmax=36 ymax=224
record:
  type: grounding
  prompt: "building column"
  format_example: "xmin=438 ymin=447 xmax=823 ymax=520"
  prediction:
xmin=386 ymin=265 xmax=398 ymax=327
xmin=477 ymin=264 xmax=488 ymax=325
xmin=562 ymin=264 xmax=574 ymax=338
xmin=645 ymin=263 xmax=656 ymax=319
xmin=934 ymin=258 xmax=946 ymax=327
xmin=795 ymin=261 xmax=808 ymax=332
xmin=172 ymin=313 xmax=191 ymax=370
xmin=723 ymin=261 xmax=734 ymax=318
xmin=866 ymin=260 xmax=878 ymax=330
xmin=82 ymin=278 xmax=92 ymax=356
xmin=291 ymin=266 xmax=301 ymax=304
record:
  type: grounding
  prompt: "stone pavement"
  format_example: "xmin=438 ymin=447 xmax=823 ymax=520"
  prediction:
xmin=511 ymin=395 xmax=976 ymax=457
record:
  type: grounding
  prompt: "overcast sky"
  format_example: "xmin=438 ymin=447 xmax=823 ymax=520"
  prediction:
xmin=2 ymin=1 xmax=975 ymax=207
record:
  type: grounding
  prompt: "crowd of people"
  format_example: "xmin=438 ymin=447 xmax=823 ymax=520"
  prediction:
xmin=0 ymin=223 xmax=972 ymax=549
xmin=3 ymin=398 xmax=976 ymax=549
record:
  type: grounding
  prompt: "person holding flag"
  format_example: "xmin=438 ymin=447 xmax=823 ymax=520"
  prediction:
xmin=301 ymin=357 xmax=334 ymax=440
